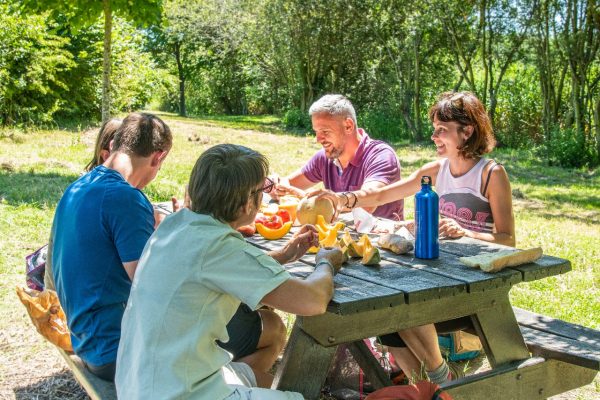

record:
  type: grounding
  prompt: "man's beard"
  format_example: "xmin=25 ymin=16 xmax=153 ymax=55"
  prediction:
xmin=324 ymin=146 xmax=343 ymax=160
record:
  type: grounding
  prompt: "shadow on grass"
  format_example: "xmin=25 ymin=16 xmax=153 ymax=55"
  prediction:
xmin=0 ymin=171 xmax=78 ymax=208
xmin=398 ymin=157 xmax=429 ymax=170
xmin=148 ymin=111 xmax=306 ymax=136
xmin=539 ymin=193 xmax=600 ymax=210
xmin=13 ymin=370 xmax=88 ymax=400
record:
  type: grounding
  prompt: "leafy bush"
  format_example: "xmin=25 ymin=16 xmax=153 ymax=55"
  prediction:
xmin=542 ymin=128 xmax=592 ymax=168
xmin=0 ymin=7 xmax=75 ymax=125
xmin=359 ymin=109 xmax=408 ymax=143
xmin=494 ymin=67 xmax=542 ymax=148
xmin=282 ymin=108 xmax=311 ymax=129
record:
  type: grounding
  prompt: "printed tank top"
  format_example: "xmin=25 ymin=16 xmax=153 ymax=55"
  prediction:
xmin=435 ymin=158 xmax=496 ymax=234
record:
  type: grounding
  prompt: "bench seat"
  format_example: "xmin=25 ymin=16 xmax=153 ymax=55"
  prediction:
xmin=513 ymin=307 xmax=600 ymax=371
xmin=57 ymin=349 xmax=116 ymax=400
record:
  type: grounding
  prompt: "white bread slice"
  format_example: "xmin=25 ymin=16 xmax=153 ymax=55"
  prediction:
xmin=460 ymin=247 xmax=543 ymax=272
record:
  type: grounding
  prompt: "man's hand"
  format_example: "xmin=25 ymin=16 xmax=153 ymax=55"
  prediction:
xmin=315 ymin=247 xmax=344 ymax=274
xmin=307 ymin=189 xmax=346 ymax=219
xmin=273 ymin=179 xmax=306 ymax=200
xmin=270 ymin=225 xmax=319 ymax=264
xmin=439 ymin=218 xmax=466 ymax=239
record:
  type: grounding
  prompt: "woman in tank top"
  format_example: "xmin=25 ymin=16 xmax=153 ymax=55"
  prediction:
xmin=311 ymin=91 xmax=515 ymax=384
xmin=315 ymin=91 xmax=515 ymax=247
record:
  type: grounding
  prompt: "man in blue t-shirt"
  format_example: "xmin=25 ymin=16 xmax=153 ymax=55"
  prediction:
xmin=51 ymin=112 xmax=172 ymax=381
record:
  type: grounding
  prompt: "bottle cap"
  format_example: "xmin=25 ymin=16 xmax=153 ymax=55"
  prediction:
xmin=421 ymin=176 xmax=432 ymax=185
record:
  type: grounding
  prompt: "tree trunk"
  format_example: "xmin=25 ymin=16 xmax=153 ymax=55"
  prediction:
xmin=594 ymin=96 xmax=600 ymax=159
xmin=102 ymin=0 xmax=112 ymax=123
xmin=174 ymin=41 xmax=186 ymax=117
xmin=413 ymin=32 xmax=423 ymax=142
xmin=480 ymin=0 xmax=488 ymax=105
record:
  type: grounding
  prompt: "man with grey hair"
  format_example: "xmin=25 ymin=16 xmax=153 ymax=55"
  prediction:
xmin=274 ymin=94 xmax=404 ymax=220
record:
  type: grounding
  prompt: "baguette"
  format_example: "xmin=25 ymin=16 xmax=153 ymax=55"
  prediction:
xmin=459 ymin=247 xmax=543 ymax=272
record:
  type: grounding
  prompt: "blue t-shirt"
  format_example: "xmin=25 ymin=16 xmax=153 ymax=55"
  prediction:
xmin=51 ymin=166 xmax=154 ymax=366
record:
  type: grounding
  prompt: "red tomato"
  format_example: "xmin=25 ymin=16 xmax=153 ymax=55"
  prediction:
xmin=276 ymin=209 xmax=291 ymax=224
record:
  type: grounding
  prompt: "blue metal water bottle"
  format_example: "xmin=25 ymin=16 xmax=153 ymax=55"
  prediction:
xmin=415 ymin=176 xmax=439 ymax=259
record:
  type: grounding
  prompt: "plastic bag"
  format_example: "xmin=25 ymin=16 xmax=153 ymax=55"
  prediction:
xmin=15 ymin=286 xmax=72 ymax=352
xmin=25 ymin=244 xmax=48 ymax=291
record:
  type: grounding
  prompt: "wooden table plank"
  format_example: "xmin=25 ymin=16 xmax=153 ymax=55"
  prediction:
xmin=379 ymin=249 xmax=522 ymax=293
xmin=247 ymin=233 xmax=518 ymax=303
xmin=440 ymin=237 xmax=571 ymax=281
xmin=303 ymin=253 xmax=466 ymax=304
xmin=315 ymin=230 xmax=523 ymax=292
xmin=283 ymin=261 xmax=405 ymax=314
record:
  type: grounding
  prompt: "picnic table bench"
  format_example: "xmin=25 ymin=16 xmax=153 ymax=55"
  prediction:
xmin=247 ymin=230 xmax=599 ymax=399
xmin=56 ymin=349 xmax=116 ymax=400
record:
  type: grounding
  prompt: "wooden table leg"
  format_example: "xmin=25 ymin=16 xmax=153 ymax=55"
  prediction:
xmin=273 ymin=320 xmax=338 ymax=400
xmin=347 ymin=340 xmax=393 ymax=389
xmin=470 ymin=293 xmax=530 ymax=367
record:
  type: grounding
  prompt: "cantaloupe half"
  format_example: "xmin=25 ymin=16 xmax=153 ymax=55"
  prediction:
xmin=255 ymin=221 xmax=293 ymax=240
xmin=297 ymin=197 xmax=335 ymax=225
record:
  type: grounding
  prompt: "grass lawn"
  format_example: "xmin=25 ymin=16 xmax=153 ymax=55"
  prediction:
xmin=0 ymin=113 xmax=598 ymax=399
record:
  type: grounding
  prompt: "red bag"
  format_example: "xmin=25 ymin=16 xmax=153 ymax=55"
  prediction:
xmin=365 ymin=382 xmax=453 ymax=400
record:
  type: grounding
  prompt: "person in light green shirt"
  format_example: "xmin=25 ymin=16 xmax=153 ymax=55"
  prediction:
xmin=116 ymin=144 xmax=344 ymax=399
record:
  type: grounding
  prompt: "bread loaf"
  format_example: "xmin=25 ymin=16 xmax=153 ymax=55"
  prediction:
xmin=459 ymin=247 xmax=543 ymax=272
xmin=378 ymin=234 xmax=414 ymax=255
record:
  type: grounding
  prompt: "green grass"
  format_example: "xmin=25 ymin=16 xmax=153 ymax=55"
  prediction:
xmin=1 ymin=113 xmax=598 ymax=398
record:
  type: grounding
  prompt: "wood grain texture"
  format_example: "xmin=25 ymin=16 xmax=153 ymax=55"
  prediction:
xmin=514 ymin=307 xmax=600 ymax=346
xmin=440 ymin=237 xmax=571 ymax=281
xmin=443 ymin=358 xmax=598 ymax=399
xmin=299 ymin=287 xmax=512 ymax=347
xmin=57 ymin=349 xmax=116 ymax=400
xmin=346 ymin=340 xmax=392 ymax=389
xmin=273 ymin=323 xmax=337 ymax=400
xmin=470 ymin=296 xmax=530 ymax=367
xmin=248 ymin=231 xmax=579 ymax=398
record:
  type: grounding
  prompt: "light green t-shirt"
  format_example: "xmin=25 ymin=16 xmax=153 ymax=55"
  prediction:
xmin=115 ymin=209 xmax=291 ymax=399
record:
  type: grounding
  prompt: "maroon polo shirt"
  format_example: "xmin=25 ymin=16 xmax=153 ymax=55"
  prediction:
xmin=301 ymin=129 xmax=404 ymax=220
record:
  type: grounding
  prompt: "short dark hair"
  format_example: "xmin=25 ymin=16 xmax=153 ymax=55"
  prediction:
xmin=112 ymin=113 xmax=172 ymax=157
xmin=85 ymin=118 xmax=122 ymax=171
xmin=428 ymin=91 xmax=496 ymax=159
xmin=189 ymin=144 xmax=269 ymax=223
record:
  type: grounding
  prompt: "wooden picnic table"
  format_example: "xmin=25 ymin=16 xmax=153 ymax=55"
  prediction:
xmin=246 ymin=227 xmax=581 ymax=400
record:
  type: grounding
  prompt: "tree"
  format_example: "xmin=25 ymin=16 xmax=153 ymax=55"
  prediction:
xmin=22 ymin=0 xmax=163 ymax=122
xmin=442 ymin=0 xmax=535 ymax=128
xmin=371 ymin=0 xmax=450 ymax=142
xmin=253 ymin=0 xmax=375 ymax=112
xmin=0 ymin=5 xmax=74 ymax=124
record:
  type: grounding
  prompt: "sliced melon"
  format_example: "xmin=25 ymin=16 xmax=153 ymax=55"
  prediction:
xmin=361 ymin=235 xmax=381 ymax=266
xmin=316 ymin=214 xmax=345 ymax=232
xmin=319 ymin=228 xmax=339 ymax=248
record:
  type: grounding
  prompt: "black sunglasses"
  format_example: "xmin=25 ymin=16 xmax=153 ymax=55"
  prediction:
xmin=251 ymin=177 xmax=275 ymax=196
